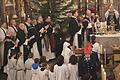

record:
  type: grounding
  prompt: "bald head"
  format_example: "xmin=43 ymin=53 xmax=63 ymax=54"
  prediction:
xmin=7 ymin=27 xmax=15 ymax=37
xmin=19 ymin=23 xmax=26 ymax=30
xmin=86 ymin=9 xmax=92 ymax=17
xmin=10 ymin=19 xmax=16 ymax=26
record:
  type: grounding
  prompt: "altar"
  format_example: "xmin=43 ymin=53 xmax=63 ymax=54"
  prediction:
xmin=95 ymin=33 xmax=120 ymax=54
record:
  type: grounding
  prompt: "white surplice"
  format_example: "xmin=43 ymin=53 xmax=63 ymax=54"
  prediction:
xmin=92 ymin=42 xmax=101 ymax=60
xmin=7 ymin=57 xmax=16 ymax=80
xmin=25 ymin=58 xmax=34 ymax=80
xmin=54 ymin=64 xmax=69 ymax=80
xmin=39 ymin=69 xmax=48 ymax=80
xmin=48 ymin=70 xmax=55 ymax=80
xmin=41 ymin=38 xmax=55 ymax=61
xmin=68 ymin=63 xmax=78 ymax=80
xmin=16 ymin=57 xmax=25 ymax=80
xmin=31 ymin=68 xmax=40 ymax=80
xmin=31 ymin=42 xmax=40 ymax=59
xmin=61 ymin=42 xmax=72 ymax=64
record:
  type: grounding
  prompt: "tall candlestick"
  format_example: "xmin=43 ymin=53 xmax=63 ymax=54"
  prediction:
xmin=104 ymin=71 xmax=106 ymax=80
xmin=101 ymin=64 xmax=106 ymax=80
xmin=101 ymin=65 xmax=104 ymax=80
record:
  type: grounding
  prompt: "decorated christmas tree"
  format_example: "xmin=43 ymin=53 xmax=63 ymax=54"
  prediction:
xmin=30 ymin=0 xmax=74 ymax=22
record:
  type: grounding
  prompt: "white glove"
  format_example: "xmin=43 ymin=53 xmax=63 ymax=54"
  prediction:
xmin=24 ymin=39 xmax=28 ymax=45
xmin=39 ymin=28 xmax=44 ymax=33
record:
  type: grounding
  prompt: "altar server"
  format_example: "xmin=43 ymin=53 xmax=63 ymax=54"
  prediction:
xmin=48 ymin=64 xmax=55 ymax=80
xmin=31 ymin=58 xmax=40 ymax=80
xmin=91 ymin=35 xmax=101 ymax=60
xmin=39 ymin=63 xmax=48 ymax=80
xmin=54 ymin=55 xmax=69 ymax=80
xmin=16 ymin=52 xmax=25 ymax=80
xmin=7 ymin=51 xmax=17 ymax=80
xmin=61 ymin=35 xmax=73 ymax=64
xmin=25 ymin=53 xmax=34 ymax=80
xmin=68 ymin=55 xmax=78 ymax=80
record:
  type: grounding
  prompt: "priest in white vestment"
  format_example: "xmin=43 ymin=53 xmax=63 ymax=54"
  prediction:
xmin=0 ymin=23 xmax=7 ymax=69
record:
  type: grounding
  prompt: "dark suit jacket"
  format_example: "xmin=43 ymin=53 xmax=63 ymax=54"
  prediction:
xmin=4 ymin=36 xmax=15 ymax=66
xmin=68 ymin=17 xmax=80 ymax=36
xmin=78 ymin=52 xmax=100 ymax=80
xmin=17 ymin=28 xmax=26 ymax=46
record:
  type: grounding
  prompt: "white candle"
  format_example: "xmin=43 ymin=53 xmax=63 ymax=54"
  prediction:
xmin=28 ymin=15 xmax=30 ymax=17
xmin=96 ymin=0 xmax=98 ymax=10
xmin=23 ymin=13 xmax=26 ymax=19
xmin=6 ymin=15 xmax=9 ymax=23
xmin=104 ymin=48 xmax=106 ymax=65
xmin=100 ymin=45 xmax=103 ymax=54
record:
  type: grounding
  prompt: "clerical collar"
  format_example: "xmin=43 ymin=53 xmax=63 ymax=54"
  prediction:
xmin=25 ymin=22 xmax=31 ymax=26
xmin=72 ymin=16 xmax=77 ymax=19
xmin=85 ymin=57 xmax=90 ymax=61
xmin=66 ymin=40 xmax=70 ymax=44
xmin=84 ymin=55 xmax=90 ymax=61
xmin=108 ymin=9 xmax=115 ymax=12
xmin=6 ymin=35 xmax=12 ymax=39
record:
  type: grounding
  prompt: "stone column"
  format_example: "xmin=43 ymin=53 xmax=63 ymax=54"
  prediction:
xmin=15 ymin=0 xmax=20 ymax=18
xmin=0 ymin=0 xmax=6 ymax=23
xmin=24 ymin=0 xmax=31 ymax=17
